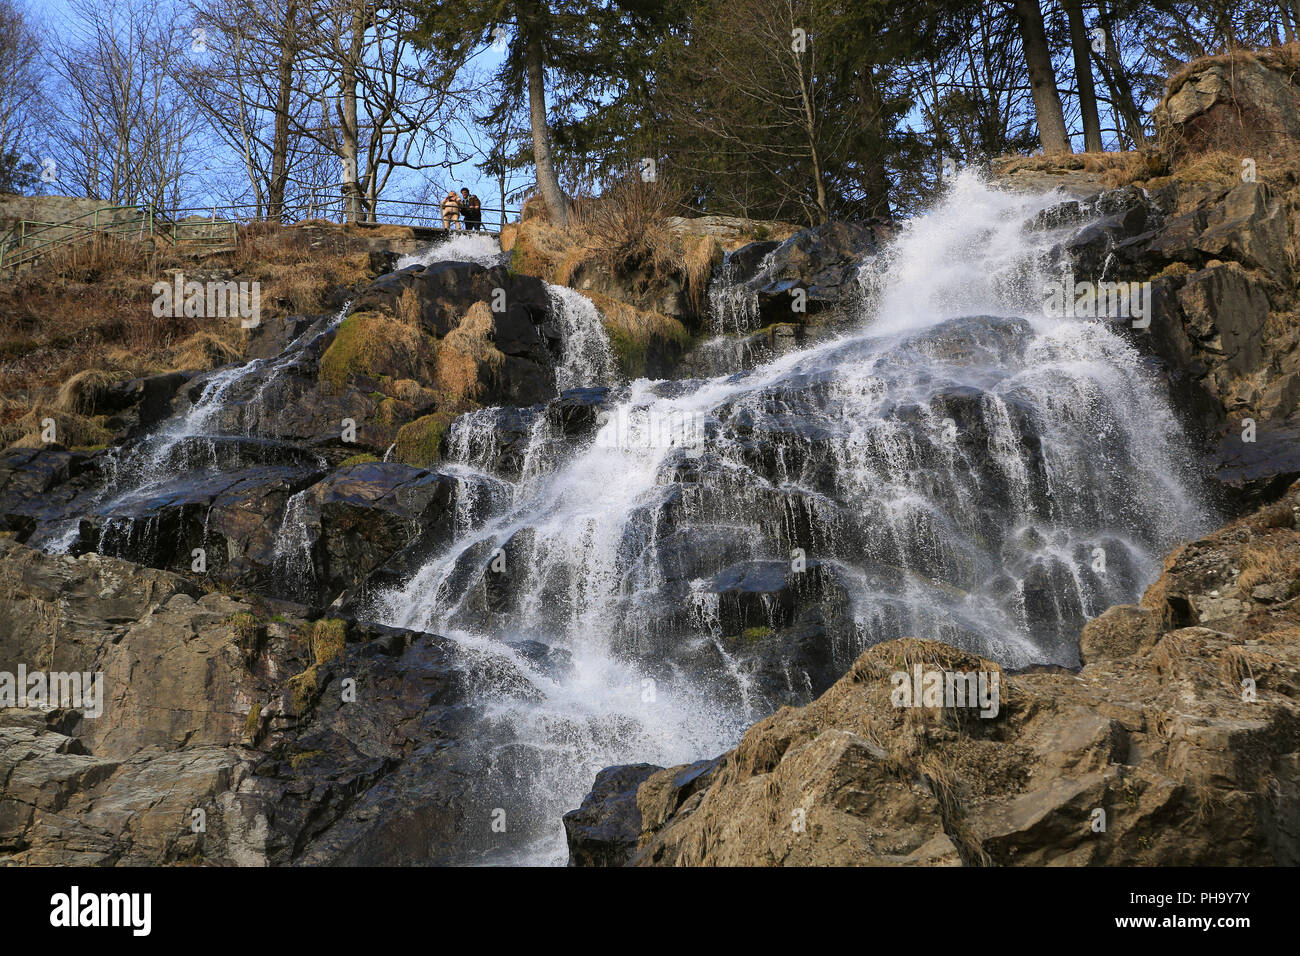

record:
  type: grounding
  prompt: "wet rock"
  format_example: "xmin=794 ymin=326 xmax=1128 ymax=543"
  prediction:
xmin=0 ymin=447 xmax=99 ymax=542
xmin=77 ymin=463 xmax=325 ymax=582
xmin=1211 ymin=419 xmax=1300 ymax=510
xmin=304 ymin=462 xmax=458 ymax=601
xmin=722 ymin=221 xmax=888 ymax=329
xmin=548 ymin=387 xmax=614 ymax=439
xmin=562 ymin=763 xmax=663 ymax=866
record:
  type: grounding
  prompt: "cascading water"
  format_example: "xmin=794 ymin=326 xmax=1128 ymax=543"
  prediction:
xmin=397 ymin=233 xmax=506 ymax=269
xmin=369 ymin=172 xmax=1212 ymax=863
xmin=546 ymin=284 xmax=615 ymax=391
xmin=708 ymin=247 xmax=770 ymax=335
xmin=34 ymin=306 xmax=351 ymax=556
xmin=33 ymin=173 xmax=1214 ymax=865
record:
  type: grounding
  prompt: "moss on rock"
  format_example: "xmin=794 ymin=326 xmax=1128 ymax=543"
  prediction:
xmin=393 ymin=411 xmax=455 ymax=467
xmin=319 ymin=310 xmax=431 ymax=388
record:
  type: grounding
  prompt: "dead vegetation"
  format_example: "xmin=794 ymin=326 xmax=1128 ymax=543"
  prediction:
xmin=0 ymin=220 xmax=382 ymax=452
xmin=993 ymin=150 xmax=1157 ymax=188
xmin=996 ymin=43 xmax=1300 ymax=196
xmin=507 ymin=177 xmax=725 ymax=314
xmin=435 ymin=302 xmax=505 ymax=402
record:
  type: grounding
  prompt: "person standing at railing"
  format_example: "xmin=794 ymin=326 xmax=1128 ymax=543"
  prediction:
xmin=460 ymin=188 xmax=483 ymax=231
xmin=441 ymin=191 xmax=462 ymax=230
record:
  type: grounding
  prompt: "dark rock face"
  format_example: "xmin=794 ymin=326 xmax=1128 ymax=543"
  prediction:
xmin=358 ymin=260 xmax=558 ymax=407
xmin=99 ymin=372 xmax=194 ymax=440
xmin=0 ymin=540 xmax=562 ymax=866
xmin=1032 ymin=176 xmax=1298 ymax=504
xmin=548 ymin=387 xmax=614 ymax=439
xmin=562 ymin=763 xmax=663 ymax=866
xmin=709 ymin=220 xmax=891 ymax=334
xmin=0 ymin=447 xmax=100 ymax=541
xmin=295 ymin=462 xmax=460 ymax=604
xmin=78 ymin=462 xmax=325 ymax=581
xmin=1210 ymin=421 xmax=1300 ymax=510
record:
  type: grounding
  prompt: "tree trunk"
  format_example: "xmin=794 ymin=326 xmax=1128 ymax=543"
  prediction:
xmin=268 ymin=0 xmax=297 ymax=221
xmin=523 ymin=13 xmax=568 ymax=226
xmin=1063 ymin=0 xmax=1103 ymax=151
xmin=857 ymin=68 xmax=892 ymax=219
xmin=1011 ymin=0 xmax=1072 ymax=153
xmin=794 ymin=55 xmax=828 ymax=224
xmin=338 ymin=0 xmax=365 ymax=224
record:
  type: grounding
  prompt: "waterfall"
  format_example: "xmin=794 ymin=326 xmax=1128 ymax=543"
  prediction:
xmin=366 ymin=171 xmax=1212 ymax=863
xmin=273 ymin=488 xmax=317 ymax=596
xmin=708 ymin=247 xmax=771 ymax=335
xmin=35 ymin=305 xmax=351 ymax=555
xmin=546 ymin=285 xmax=616 ymax=391
xmin=397 ymin=233 xmax=505 ymax=269
xmin=34 ymin=171 xmax=1214 ymax=865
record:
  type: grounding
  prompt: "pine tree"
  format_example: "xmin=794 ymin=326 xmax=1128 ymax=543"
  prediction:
xmin=408 ymin=0 xmax=669 ymax=225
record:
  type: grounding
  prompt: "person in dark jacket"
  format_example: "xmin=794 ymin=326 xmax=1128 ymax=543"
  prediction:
xmin=461 ymin=188 xmax=483 ymax=231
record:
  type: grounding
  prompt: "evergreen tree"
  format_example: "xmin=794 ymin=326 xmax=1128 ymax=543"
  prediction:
xmin=408 ymin=0 xmax=669 ymax=225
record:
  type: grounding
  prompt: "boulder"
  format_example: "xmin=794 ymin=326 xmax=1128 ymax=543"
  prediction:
xmin=561 ymin=763 xmax=663 ymax=866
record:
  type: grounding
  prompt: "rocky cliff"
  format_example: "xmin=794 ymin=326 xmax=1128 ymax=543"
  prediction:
xmin=4 ymin=48 xmax=1300 ymax=868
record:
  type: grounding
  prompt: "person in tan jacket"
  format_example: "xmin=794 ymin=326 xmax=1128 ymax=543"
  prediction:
xmin=441 ymin=190 xmax=461 ymax=230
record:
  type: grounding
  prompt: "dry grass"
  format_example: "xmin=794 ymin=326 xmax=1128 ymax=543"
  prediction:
xmin=227 ymin=223 xmax=371 ymax=315
xmin=171 ymin=330 xmax=242 ymax=371
xmin=0 ymin=404 xmax=113 ymax=450
xmin=1149 ymin=631 xmax=1192 ymax=676
xmin=993 ymin=150 xmax=1161 ymax=189
xmin=510 ymin=176 xmax=723 ymax=313
xmin=1216 ymin=644 xmax=1264 ymax=689
xmin=578 ymin=176 xmax=680 ymax=274
xmin=318 ymin=309 xmax=433 ymax=390
xmin=387 ymin=377 xmax=439 ymax=409
xmin=579 ymin=290 xmax=691 ymax=377
xmin=309 ymin=618 xmax=346 ymax=665
xmin=436 ymin=301 xmax=504 ymax=402
xmin=53 ymin=368 xmax=123 ymax=415
xmin=1235 ymin=545 xmax=1295 ymax=595
xmin=683 ymin=233 xmax=723 ymax=314
xmin=0 ymin=221 xmax=370 ymax=409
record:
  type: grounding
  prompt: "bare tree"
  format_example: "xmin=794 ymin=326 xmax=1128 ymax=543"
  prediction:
xmin=294 ymin=0 xmax=477 ymax=223
xmin=44 ymin=0 xmax=201 ymax=207
xmin=0 ymin=0 xmax=44 ymax=193
xmin=177 ymin=0 xmax=312 ymax=219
